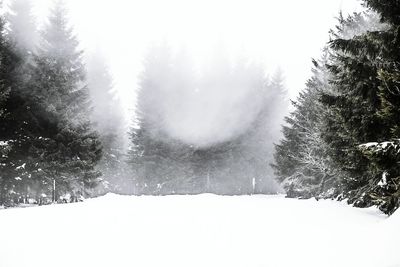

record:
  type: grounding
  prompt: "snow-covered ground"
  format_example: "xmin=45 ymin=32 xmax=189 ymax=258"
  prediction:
xmin=0 ymin=194 xmax=399 ymax=267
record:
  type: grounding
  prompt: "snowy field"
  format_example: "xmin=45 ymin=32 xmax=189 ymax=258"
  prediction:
xmin=0 ymin=194 xmax=399 ymax=267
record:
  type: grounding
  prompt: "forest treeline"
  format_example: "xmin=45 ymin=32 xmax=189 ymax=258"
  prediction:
xmin=273 ymin=0 xmax=400 ymax=215
xmin=1 ymin=0 xmax=400 ymax=216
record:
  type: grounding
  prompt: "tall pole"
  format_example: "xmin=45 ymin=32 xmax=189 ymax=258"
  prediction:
xmin=52 ymin=179 xmax=56 ymax=203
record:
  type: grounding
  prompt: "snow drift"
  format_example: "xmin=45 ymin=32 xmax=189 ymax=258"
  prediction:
xmin=0 ymin=194 xmax=398 ymax=267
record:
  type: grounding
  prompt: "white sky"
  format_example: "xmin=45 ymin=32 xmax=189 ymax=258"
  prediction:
xmin=28 ymin=0 xmax=364 ymax=113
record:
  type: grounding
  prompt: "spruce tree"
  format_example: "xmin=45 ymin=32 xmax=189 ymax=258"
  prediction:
xmin=86 ymin=52 xmax=130 ymax=194
xmin=24 ymin=0 xmax=102 ymax=201
xmin=0 ymin=0 xmax=41 ymax=205
xmin=6 ymin=0 xmax=37 ymax=88
xmin=273 ymin=52 xmax=338 ymax=198
xmin=272 ymin=8 xmax=400 ymax=214
xmin=226 ymin=65 xmax=286 ymax=195
xmin=0 ymin=19 xmax=10 ymax=118
xmin=128 ymin=41 xmax=182 ymax=195
xmin=319 ymin=11 xmax=384 ymax=206
xmin=0 ymin=11 xmax=19 ymax=205
xmin=6 ymin=0 xmax=38 ymax=54
xmin=353 ymin=0 xmax=400 ymax=214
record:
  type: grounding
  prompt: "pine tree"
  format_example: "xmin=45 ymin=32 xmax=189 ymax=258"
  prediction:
xmin=86 ymin=51 xmax=130 ymax=194
xmin=128 ymin=41 xmax=184 ymax=195
xmin=353 ymin=0 xmax=400 ymax=214
xmin=0 ymin=0 xmax=40 ymax=205
xmin=7 ymin=0 xmax=38 ymax=54
xmin=6 ymin=0 xmax=37 ymax=89
xmin=0 ymin=20 xmax=10 ymax=118
xmin=23 ymin=0 xmax=102 ymax=201
xmin=272 ymin=8 xmax=400 ymax=214
xmin=359 ymin=140 xmax=400 ymax=214
xmin=0 ymin=8 xmax=19 ymax=205
xmin=226 ymin=65 xmax=286 ymax=195
xmin=258 ymin=69 xmax=288 ymax=192
xmin=319 ymin=11 xmax=384 ymax=206
xmin=191 ymin=58 xmax=287 ymax=195
xmin=273 ymin=51 xmax=338 ymax=198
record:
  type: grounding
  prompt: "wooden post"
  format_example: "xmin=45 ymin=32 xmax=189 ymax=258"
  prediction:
xmin=52 ymin=179 xmax=56 ymax=203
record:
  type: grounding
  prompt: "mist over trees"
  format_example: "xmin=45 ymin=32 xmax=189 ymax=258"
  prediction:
xmin=6 ymin=0 xmax=38 ymax=53
xmin=86 ymin=51 xmax=132 ymax=194
xmin=128 ymin=42 xmax=287 ymax=195
xmin=273 ymin=0 xmax=400 ymax=215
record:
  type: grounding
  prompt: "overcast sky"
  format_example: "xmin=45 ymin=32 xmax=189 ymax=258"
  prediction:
xmin=27 ymin=0 xmax=364 ymax=113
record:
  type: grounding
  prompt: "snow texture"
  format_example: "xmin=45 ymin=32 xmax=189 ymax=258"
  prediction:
xmin=0 ymin=141 xmax=8 ymax=147
xmin=378 ymin=171 xmax=388 ymax=187
xmin=0 ymin=194 xmax=398 ymax=267
xmin=360 ymin=141 xmax=400 ymax=152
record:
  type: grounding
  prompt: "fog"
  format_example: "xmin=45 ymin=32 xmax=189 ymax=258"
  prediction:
xmin=21 ymin=0 xmax=363 ymax=111
xmin=9 ymin=0 xmax=364 ymax=148
xmin=143 ymin=43 xmax=269 ymax=147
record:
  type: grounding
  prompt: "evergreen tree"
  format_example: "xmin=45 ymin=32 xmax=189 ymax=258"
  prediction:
xmin=271 ymin=6 xmax=400 ymax=215
xmin=128 ymin=41 xmax=185 ymax=195
xmin=273 ymin=11 xmax=386 ymax=204
xmin=0 ymin=20 xmax=10 ymax=118
xmin=258 ymin=69 xmax=288 ymax=192
xmin=359 ymin=140 xmax=400 ymax=214
xmin=6 ymin=0 xmax=38 ymax=54
xmin=86 ymin=51 xmax=130 ymax=194
xmin=320 ymin=11 xmax=387 ymax=207
xmin=6 ymin=0 xmax=37 ymax=90
xmin=184 ymin=55 xmax=285 ymax=195
xmin=23 ymin=0 xmax=102 ymax=201
xmin=273 ymin=52 xmax=339 ymax=198
xmin=353 ymin=0 xmax=400 ymax=214
xmin=1 ymin=0 xmax=38 ymax=205
xmin=225 ymin=65 xmax=286 ymax=194
xmin=0 ymin=9 xmax=21 ymax=205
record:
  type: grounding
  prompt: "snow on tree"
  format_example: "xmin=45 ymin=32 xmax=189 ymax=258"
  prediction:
xmin=319 ymin=10 xmax=393 ymax=209
xmin=273 ymin=51 xmax=339 ymax=199
xmin=352 ymin=0 xmax=400 ymax=214
xmin=359 ymin=140 xmax=400 ymax=214
xmin=272 ymin=5 xmax=400 ymax=215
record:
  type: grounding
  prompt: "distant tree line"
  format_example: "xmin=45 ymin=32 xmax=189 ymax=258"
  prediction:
xmin=273 ymin=0 xmax=400 ymax=215
xmin=128 ymin=43 xmax=287 ymax=195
